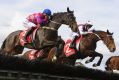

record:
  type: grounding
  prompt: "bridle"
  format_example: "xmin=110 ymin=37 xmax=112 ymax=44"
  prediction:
xmin=42 ymin=27 xmax=57 ymax=31
xmin=92 ymin=32 xmax=112 ymax=45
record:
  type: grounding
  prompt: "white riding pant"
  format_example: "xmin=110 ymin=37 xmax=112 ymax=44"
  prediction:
xmin=71 ymin=32 xmax=79 ymax=37
xmin=23 ymin=19 xmax=36 ymax=28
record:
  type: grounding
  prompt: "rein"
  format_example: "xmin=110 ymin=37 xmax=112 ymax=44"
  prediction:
xmin=50 ymin=20 xmax=62 ymax=25
xmin=92 ymin=33 xmax=101 ymax=40
xmin=42 ymin=27 xmax=57 ymax=31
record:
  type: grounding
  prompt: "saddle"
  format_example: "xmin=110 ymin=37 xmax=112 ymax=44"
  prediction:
xmin=19 ymin=27 xmax=38 ymax=46
xmin=64 ymin=35 xmax=83 ymax=57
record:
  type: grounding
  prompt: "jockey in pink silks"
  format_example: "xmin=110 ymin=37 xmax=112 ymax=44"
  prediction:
xmin=23 ymin=9 xmax=52 ymax=45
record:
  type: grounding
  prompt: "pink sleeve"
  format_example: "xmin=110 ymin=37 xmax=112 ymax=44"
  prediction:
xmin=36 ymin=16 xmax=42 ymax=24
xmin=36 ymin=16 xmax=47 ymax=25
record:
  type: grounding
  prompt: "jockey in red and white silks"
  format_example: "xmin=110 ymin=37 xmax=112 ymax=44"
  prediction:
xmin=70 ymin=21 xmax=94 ymax=48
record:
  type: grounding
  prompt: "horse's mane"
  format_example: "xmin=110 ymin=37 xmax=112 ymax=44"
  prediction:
xmin=53 ymin=12 xmax=67 ymax=16
xmin=93 ymin=30 xmax=106 ymax=33
xmin=50 ymin=12 xmax=68 ymax=20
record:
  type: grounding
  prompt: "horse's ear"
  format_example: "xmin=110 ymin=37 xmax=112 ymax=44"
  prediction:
xmin=107 ymin=29 xmax=110 ymax=34
xmin=107 ymin=29 xmax=113 ymax=35
xmin=111 ymin=32 xmax=113 ymax=35
xmin=67 ymin=7 xmax=74 ymax=13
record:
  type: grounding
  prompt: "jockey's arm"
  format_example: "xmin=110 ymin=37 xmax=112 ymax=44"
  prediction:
xmin=72 ymin=32 xmax=79 ymax=37
xmin=79 ymin=26 xmax=92 ymax=35
xmin=36 ymin=16 xmax=47 ymax=26
xmin=88 ymin=26 xmax=94 ymax=32
xmin=78 ymin=26 xmax=84 ymax=34
xmin=81 ymin=32 xmax=90 ymax=35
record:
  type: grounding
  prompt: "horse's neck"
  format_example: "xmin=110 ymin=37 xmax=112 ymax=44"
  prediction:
xmin=48 ymin=21 xmax=61 ymax=30
xmin=84 ymin=32 xmax=101 ymax=42
xmin=93 ymin=31 xmax=104 ymax=41
xmin=48 ymin=14 xmax=63 ymax=30
xmin=48 ymin=18 xmax=62 ymax=30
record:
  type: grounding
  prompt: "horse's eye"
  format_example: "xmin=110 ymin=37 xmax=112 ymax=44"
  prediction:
xmin=109 ymin=37 xmax=113 ymax=40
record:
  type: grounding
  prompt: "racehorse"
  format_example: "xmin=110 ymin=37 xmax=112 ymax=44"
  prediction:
xmin=50 ymin=30 xmax=116 ymax=67
xmin=0 ymin=7 xmax=78 ymax=56
xmin=105 ymin=56 xmax=119 ymax=71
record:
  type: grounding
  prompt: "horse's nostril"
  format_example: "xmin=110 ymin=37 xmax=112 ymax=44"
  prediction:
xmin=112 ymin=48 xmax=115 ymax=52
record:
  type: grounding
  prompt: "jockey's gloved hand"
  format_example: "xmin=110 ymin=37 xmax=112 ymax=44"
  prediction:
xmin=92 ymin=29 xmax=95 ymax=32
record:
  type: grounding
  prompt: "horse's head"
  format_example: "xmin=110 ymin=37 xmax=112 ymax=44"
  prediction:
xmin=99 ymin=30 xmax=116 ymax=52
xmin=50 ymin=7 xmax=78 ymax=32
xmin=64 ymin=7 xmax=78 ymax=32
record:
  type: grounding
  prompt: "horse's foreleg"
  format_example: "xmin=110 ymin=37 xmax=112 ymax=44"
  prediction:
xmin=45 ymin=47 xmax=57 ymax=62
xmin=92 ymin=52 xmax=103 ymax=67
xmin=85 ymin=56 xmax=95 ymax=63
xmin=85 ymin=50 xmax=96 ymax=63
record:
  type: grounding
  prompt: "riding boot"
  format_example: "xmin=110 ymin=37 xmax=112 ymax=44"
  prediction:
xmin=24 ymin=27 xmax=34 ymax=44
xmin=56 ymin=44 xmax=63 ymax=58
xmin=69 ymin=35 xmax=78 ymax=49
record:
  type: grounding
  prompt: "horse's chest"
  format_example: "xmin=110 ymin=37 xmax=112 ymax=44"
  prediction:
xmin=44 ymin=30 xmax=57 ymax=40
xmin=80 ymin=39 xmax=96 ymax=50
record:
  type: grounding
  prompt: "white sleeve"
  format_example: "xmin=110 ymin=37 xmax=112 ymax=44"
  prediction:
xmin=71 ymin=32 xmax=78 ymax=37
xmin=79 ymin=26 xmax=90 ymax=35
xmin=78 ymin=26 xmax=83 ymax=34
xmin=88 ymin=26 xmax=94 ymax=31
xmin=23 ymin=19 xmax=36 ymax=28
xmin=81 ymin=32 xmax=89 ymax=35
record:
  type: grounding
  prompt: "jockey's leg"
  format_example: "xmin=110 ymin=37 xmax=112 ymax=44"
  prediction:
xmin=24 ymin=27 xmax=34 ymax=43
xmin=56 ymin=44 xmax=64 ymax=58
xmin=69 ymin=35 xmax=78 ymax=48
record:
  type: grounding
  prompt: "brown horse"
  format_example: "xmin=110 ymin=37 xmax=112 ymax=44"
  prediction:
xmin=0 ymin=7 xmax=78 ymax=56
xmin=105 ymin=56 xmax=119 ymax=71
xmin=49 ymin=30 xmax=116 ymax=67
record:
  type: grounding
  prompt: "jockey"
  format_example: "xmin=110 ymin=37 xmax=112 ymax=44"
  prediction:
xmin=70 ymin=21 xmax=94 ymax=48
xmin=23 ymin=9 xmax=52 ymax=44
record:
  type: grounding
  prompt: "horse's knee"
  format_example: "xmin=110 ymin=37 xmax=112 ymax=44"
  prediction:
xmin=98 ymin=54 xmax=103 ymax=59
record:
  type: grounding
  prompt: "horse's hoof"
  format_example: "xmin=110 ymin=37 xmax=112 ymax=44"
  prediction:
xmin=85 ymin=60 xmax=90 ymax=64
xmin=93 ymin=63 xmax=98 ymax=67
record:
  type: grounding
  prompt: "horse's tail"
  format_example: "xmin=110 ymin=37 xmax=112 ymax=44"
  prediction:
xmin=1 ymin=39 xmax=6 ymax=49
xmin=0 ymin=39 xmax=7 ymax=54
xmin=105 ymin=57 xmax=112 ymax=70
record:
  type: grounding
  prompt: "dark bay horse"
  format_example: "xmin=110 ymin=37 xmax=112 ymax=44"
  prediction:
xmin=105 ymin=56 xmax=119 ymax=71
xmin=53 ymin=30 xmax=116 ymax=67
xmin=0 ymin=7 xmax=78 ymax=56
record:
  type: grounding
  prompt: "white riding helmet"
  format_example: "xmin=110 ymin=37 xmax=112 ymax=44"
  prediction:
xmin=86 ymin=21 xmax=93 ymax=25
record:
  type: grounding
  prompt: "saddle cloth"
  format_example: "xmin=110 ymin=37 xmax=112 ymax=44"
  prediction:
xmin=64 ymin=35 xmax=82 ymax=57
xmin=19 ymin=28 xmax=38 ymax=46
